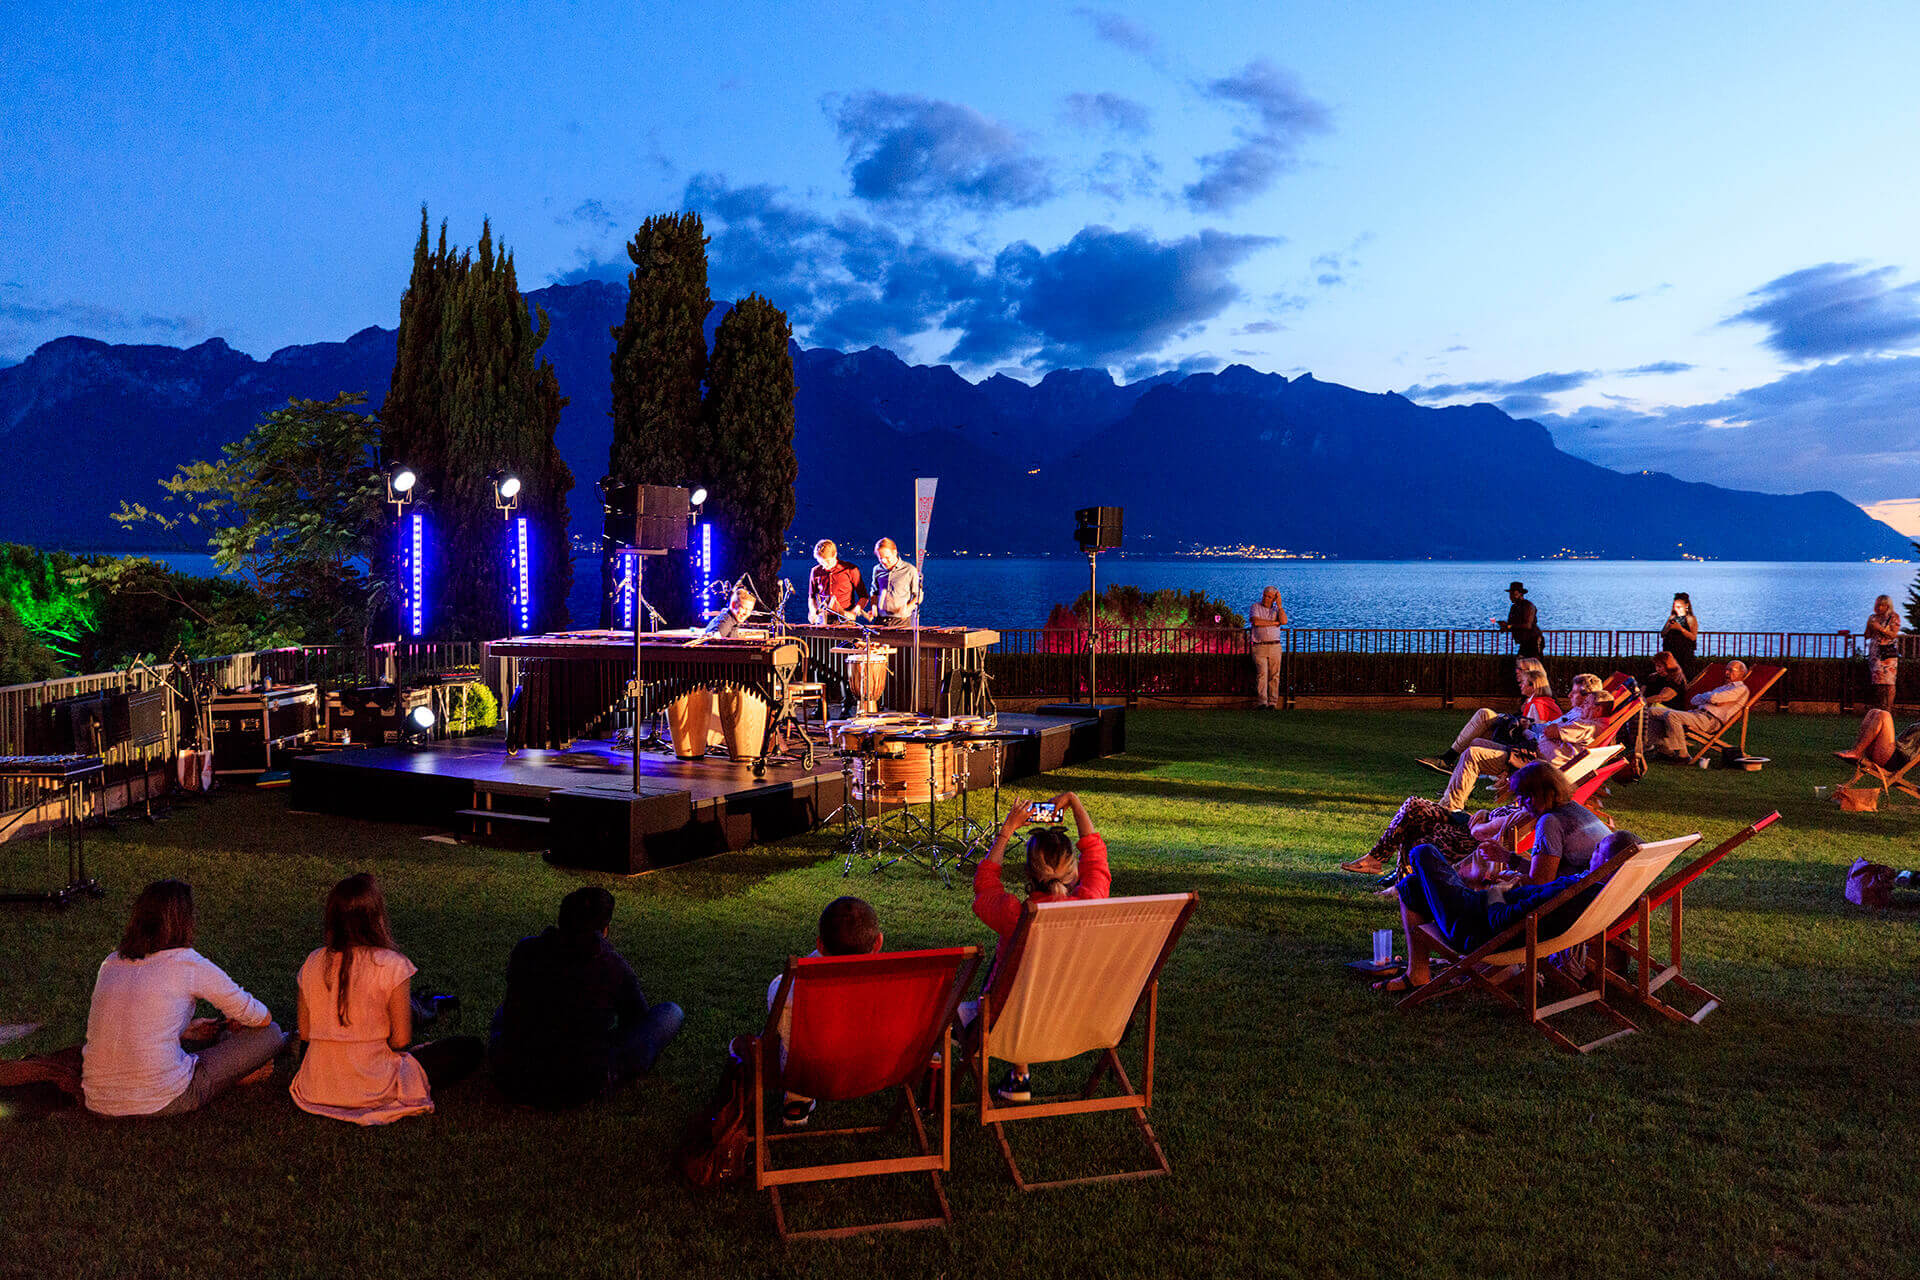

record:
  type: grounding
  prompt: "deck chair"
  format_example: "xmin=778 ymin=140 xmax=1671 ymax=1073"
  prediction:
xmin=1398 ymin=833 xmax=1702 ymax=1053
xmin=1604 ymin=813 xmax=1780 ymax=1022
xmin=1679 ymin=664 xmax=1784 ymax=763
xmin=970 ymin=892 xmax=1198 ymax=1190
xmin=1494 ymin=741 xmax=1622 ymax=804
xmin=753 ymin=946 xmax=980 ymax=1241
xmin=1839 ymin=729 xmax=1920 ymax=805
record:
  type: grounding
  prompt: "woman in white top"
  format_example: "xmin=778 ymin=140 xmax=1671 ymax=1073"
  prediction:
xmin=81 ymin=880 xmax=285 ymax=1117
xmin=290 ymin=873 xmax=481 ymax=1124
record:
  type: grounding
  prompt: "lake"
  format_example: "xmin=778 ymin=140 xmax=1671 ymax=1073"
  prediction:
xmin=139 ymin=551 xmax=1913 ymax=635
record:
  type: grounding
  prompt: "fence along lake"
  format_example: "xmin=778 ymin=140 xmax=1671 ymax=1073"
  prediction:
xmin=140 ymin=553 xmax=1911 ymax=636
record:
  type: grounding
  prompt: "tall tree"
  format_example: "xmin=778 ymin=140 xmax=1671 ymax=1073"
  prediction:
xmin=699 ymin=295 xmax=797 ymax=601
xmin=383 ymin=213 xmax=573 ymax=640
xmin=608 ymin=212 xmax=711 ymax=626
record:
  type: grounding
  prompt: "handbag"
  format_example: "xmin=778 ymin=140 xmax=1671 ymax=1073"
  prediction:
xmin=1486 ymin=714 xmax=1533 ymax=750
xmin=1837 ymin=785 xmax=1880 ymax=813
xmin=677 ymin=1035 xmax=755 ymax=1189
xmin=1875 ymin=642 xmax=1899 ymax=660
xmin=1846 ymin=858 xmax=1895 ymax=908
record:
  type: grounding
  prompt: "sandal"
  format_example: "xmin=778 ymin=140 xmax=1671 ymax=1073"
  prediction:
xmin=1340 ymin=856 xmax=1386 ymax=875
xmin=1371 ymin=974 xmax=1428 ymax=993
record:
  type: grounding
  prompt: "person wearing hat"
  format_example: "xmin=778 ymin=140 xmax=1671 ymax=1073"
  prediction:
xmin=1493 ymin=582 xmax=1543 ymax=659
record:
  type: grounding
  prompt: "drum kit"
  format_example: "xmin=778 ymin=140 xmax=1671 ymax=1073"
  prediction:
xmin=822 ymin=712 xmax=1025 ymax=883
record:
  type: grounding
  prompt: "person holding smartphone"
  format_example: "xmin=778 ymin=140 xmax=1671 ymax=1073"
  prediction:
xmin=1661 ymin=593 xmax=1699 ymax=674
xmin=971 ymin=791 xmax=1110 ymax=1103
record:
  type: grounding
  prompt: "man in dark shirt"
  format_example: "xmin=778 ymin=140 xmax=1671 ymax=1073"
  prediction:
xmin=695 ymin=588 xmax=756 ymax=641
xmin=807 ymin=539 xmax=864 ymax=623
xmin=1495 ymin=581 xmax=1543 ymax=658
xmin=1641 ymin=651 xmax=1688 ymax=708
xmin=489 ymin=888 xmax=684 ymax=1108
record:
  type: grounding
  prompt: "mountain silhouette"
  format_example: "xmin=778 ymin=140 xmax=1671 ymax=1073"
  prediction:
xmin=0 ymin=280 xmax=1904 ymax=561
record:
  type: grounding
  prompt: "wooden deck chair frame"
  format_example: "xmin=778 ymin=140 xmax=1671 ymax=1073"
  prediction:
xmin=1506 ymin=761 xmax=1627 ymax=862
xmin=1493 ymin=742 xmax=1623 ymax=805
xmin=1604 ymin=812 xmax=1779 ymax=1023
xmin=1841 ymin=744 xmax=1920 ymax=805
xmin=969 ymin=892 xmax=1199 ymax=1191
xmin=1680 ymin=664 xmax=1784 ymax=763
xmin=752 ymin=946 xmax=980 ymax=1241
xmin=1397 ymin=834 xmax=1702 ymax=1053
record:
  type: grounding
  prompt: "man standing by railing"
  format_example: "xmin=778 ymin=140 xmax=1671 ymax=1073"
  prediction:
xmin=1495 ymin=582 xmax=1543 ymax=659
xmin=1250 ymin=586 xmax=1288 ymax=709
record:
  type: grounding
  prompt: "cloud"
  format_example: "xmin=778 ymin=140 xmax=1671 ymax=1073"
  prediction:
xmin=1085 ymin=149 xmax=1162 ymax=201
xmin=831 ymin=93 xmax=1055 ymax=211
xmin=0 ymin=299 xmax=200 ymax=336
xmin=1073 ymin=7 xmax=1157 ymax=55
xmin=1404 ymin=370 xmax=1597 ymax=401
xmin=558 ymin=199 xmax=621 ymax=233
xmin=549 ymin=253 xmax=630 ymax=286
xmin=1184 ymin=59 xmax=1330 ymax=212
xmin=1724 ymin=262 xmax=1920 ymax=361
xmin=1542 ymin=354 xmax=1920 ymax=503
xmin=682 ymin=175 xmax=1276 ymax=370
xmin=1121 ymin=351 xmax=1221 ymax=382
xmin=1621 ymin=361 xmax=1693 ymax=376
xmin=1236 ymin=320 xmax=1285 ymax=335
xmin=1610 ymin=283 xmax=1671 ymax=303
xmin=1063 ymin=91 xmax=1151 ymax=136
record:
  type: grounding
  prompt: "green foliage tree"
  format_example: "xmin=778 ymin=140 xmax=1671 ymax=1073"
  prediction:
xmin=699 ymin=295 xmax=797 ymax=599
xmin=608 ymin=212 xmax=711 ymax=626
xmin=0 ymin=599 xmax=64 ymax=686
xmin=113 ymin=393 xmax=387 ymax=647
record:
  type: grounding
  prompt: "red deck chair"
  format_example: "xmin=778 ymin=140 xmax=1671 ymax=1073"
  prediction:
xmin=1678 ymin=664 xmax=1784 ymax=763
xmin=1604 ymin=812 xmax=1780 ymax=1022
xmin=970 ymin=893 xmax=1198 ymax=1190
xmin=1508 ymin=761 xmax=1629 ymax=862
xmin=753 ymin=946 xmax=980 ymax=1241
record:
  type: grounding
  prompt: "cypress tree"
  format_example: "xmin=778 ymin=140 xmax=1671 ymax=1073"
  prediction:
xmin=380 ymin=208 xmax=456 ymax=635
xmin=607 ymin=213 xmax=711 ymax=626
xmin=699 ymin=295 xmax=797 ymax=602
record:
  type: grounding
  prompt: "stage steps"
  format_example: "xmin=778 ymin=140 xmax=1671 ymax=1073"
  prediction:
xmin=460 ymin=781 xmax=551 ymax=842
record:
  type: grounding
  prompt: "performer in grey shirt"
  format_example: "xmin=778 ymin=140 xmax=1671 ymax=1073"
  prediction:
xmin=1249 ymin=586 xmax=1288 ymax=708
xmin=865 ymin=538 xmax=922 ymax=623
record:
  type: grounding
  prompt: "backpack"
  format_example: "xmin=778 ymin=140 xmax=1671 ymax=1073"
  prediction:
xmin=1846 ymin=859 xmax=1896 ymax=908
xmin=676 ymin=1035 xmax=755 ymax=1189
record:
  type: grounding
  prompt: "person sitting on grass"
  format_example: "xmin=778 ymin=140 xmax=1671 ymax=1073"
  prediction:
xmin=1833 ymin=708 xmax=1920 ymax=771
xmin=1647 ymin=660 xmax=1749 ymax=761
xmin=972 ymin=791 xmax=1111 ymax=1103
xmin=490 ymin=886 xmax=685 ymax=1109
xmin=81 ymin=879 xmax=287 ymax=1117
xmin=1374 ymin=829 xmax=1643 ymax=993
xmin=290 ymin=873 xmax=483 ymax=1125
xmin=767 ymin=896 xmax=883 ymax=1129
xmin=1431 ymin=675 xmax=1613 ymax=809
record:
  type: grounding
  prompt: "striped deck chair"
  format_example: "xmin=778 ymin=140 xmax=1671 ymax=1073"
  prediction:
xmin=754 ymin=946 xmax=980 ymax=1241
xmin=1604 ymin=813 xmax=1780 ymax=1023
xmin=970 ymin=892 xmax=1198 ymax=1190
xmin=1398 ymin=834 xmax=1702 ymax=1053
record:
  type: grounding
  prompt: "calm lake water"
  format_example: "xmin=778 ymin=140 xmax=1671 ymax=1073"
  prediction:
xmin=142 ymin=551 xmax=1914 ymax=635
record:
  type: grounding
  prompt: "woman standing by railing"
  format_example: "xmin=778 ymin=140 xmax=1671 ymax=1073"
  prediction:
xmin=1865 ymin=595 xmax=1901 ymax=711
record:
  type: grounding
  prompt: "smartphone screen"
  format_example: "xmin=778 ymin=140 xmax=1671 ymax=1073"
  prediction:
xmin=1028 ymin=801 xmax=1058 ymax=823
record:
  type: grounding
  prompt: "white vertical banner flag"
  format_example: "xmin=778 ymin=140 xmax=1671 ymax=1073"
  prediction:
xmin=913 ymin=477 xmax=938 ymax=568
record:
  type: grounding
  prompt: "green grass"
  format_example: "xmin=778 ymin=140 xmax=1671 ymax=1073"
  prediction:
xmin=4 ymin=709 xmax=1919 ymax=1279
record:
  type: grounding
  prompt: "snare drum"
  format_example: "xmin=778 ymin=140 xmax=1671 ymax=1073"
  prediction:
xmin=853 ymin=733 xmax=959 ymax=804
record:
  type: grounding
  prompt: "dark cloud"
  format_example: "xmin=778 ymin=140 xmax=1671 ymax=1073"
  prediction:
xmin=1121 ymin=351 xmax=1221 ymax=382
xmin=1542 ymin=354 xmax=1920 ymax=502
xmin=1184 ymin=59 xmax=1330 ymax=212
xmin=681 ymin=175 xmax=1275 ymax=370
xmin=1724 ymin=262 xmax=1920 ymax=361
xmin=1085 ymin=149 xmax=1162 ymax=201
xmin=549 ymin=253 xmax=629 ymax=286
xmin=558 ymin=199 xmax=621 ymax=232
xmin=1072 ymin=7 xmax=1157 ymax=55
xmin=831 ymin=93 xmax=1055 ymax=211
xmin=1404 ymin=370 xmax=1597 ymax=401
xmin=1621 ymin=361 xmax=1693 ymax=376
xmin=0 ymin=298 xmax=200 ymax=335
xmin=1063 ymin=91 xmax=1151 ymax=136
xmin=1497 ymin=394 xmax=1552 ymax=416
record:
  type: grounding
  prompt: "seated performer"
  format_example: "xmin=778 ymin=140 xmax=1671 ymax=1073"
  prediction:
xmin=693 ymin=587 xmax=755 ymax=642
xmin=1647 ymin=659 xmax=1749 ymax=760
xmin=864 ymin=538 xmax=922 ymax=624
xmin=807 ymin=540 xmax=863 ymax=624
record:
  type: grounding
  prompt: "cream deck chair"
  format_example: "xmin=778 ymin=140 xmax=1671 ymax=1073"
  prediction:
xmin=971 ymin=892 xmax=1198 ymax=1190
xmin=1398 ymin=834 xmax=1701 ymax=1053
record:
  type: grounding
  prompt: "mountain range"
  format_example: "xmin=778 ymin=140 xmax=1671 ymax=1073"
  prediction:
xmin=0 ymin=279 xmax=1905 ymax=561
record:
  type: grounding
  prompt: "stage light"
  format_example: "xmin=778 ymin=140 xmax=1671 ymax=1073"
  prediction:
xmin=690 ymin=486 xmax=708 ymax=507
xmin=388 ymin=463 xmax=417 ymax=500
xmin=490 ymin=470 xmax=521 ymax=516
xmin=409 ymin=705 xmax=436 ymax=731
xmin=498 ymin=475 xmax=521 ymax=500
xmin=407 ymin=512 xmax=425 ymax=638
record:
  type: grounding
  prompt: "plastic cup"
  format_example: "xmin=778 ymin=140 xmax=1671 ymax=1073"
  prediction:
xmin=1372 ymin=929 xmax=1393 ymax=966
xmin=1812 ymin=785 xmax=1830 ymax=800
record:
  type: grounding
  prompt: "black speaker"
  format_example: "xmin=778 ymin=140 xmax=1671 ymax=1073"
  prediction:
xmin=1074 ymin=505 xmax=1123 ymax=551
xmin=601 ymin=482 xmax=691 ymax=552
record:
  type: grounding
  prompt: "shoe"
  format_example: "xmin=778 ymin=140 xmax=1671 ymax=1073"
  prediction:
xmin=781 ymin=1097 xmax=816 ymax=1129
xmin=1415 ymin=756 xmax=1452 ymax=775
xmin=993 ymin=1069 xmax=1032 ymax=1103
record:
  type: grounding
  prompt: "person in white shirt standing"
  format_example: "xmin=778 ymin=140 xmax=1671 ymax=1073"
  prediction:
xmin=1249 ymin=586 xmax=1289 ymax=709
xmin=81 ymin=880 xmax=285 ymax=1117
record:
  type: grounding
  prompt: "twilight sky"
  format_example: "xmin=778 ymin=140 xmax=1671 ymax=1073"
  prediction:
xmin=5 ymin=2 xmax=1919 ymax=525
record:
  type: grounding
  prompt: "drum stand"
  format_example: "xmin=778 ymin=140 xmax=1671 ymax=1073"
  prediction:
xmin=836 ymin=739 xmax=910 ymax=876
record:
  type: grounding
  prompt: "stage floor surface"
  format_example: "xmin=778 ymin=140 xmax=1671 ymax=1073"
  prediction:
xmin=288 ymin=707 xmax=1124 ymax=872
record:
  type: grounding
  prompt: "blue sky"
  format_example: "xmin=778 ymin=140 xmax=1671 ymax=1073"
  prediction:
xmin=5 ymin=1 xmax=1919 ymax=523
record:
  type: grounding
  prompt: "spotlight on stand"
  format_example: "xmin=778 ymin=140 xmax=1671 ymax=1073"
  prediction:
xmin=490 ymin=470 xmax=522 ymax=516
xmin=689 ymin=486 xmax=708 ymax=509
xmin=386 ymin=463 xmax=417 ymax=507
xmin=403 ymin=703 xmax=437 ymax=746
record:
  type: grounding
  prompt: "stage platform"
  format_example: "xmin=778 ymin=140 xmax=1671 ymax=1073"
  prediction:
xmin=288 ymin=705 xmax=1123 ymax=873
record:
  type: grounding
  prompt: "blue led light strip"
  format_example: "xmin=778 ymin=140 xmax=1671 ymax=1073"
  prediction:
xmin=408 ymin=513 xmax=424 ymax=638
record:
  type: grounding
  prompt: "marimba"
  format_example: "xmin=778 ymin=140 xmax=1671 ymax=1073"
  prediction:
xmin=0 ymin=755 xmax=105 ymax=906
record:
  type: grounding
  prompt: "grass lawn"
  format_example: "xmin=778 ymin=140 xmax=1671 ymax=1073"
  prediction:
xmin=3 ymin=708 xmax=1918 ymax=1279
